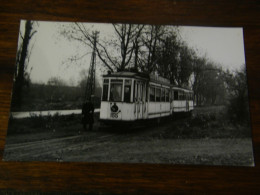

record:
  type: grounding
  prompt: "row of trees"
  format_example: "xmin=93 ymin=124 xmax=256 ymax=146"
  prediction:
xmin=61 ymin=23 xmax=249 ymax=122
xmin=61 ymin=23 xmax=229 ymax=105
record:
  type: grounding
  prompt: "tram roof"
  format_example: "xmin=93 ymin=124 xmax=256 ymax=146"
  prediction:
xmin=103 ymin=71 xmax=149 ymax=80
xmin=172 ymin=86 xmax=193 ymax=93
xmin=103 ymin=71 xmax=193 ymax=92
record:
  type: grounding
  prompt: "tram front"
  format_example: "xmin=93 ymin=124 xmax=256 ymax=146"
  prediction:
xmin=99 ymin=72 xmax=137 ymax=124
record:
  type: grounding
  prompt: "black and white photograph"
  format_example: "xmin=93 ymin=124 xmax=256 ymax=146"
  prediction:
xmin=3 ymin=20 xmax=254 ymax=166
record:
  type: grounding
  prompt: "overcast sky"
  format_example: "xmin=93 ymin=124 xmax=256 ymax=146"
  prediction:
xmin=179 ymin=26 xmax=245 ymax=70
xmin=19 ymin=21 xmax=246 ymax=86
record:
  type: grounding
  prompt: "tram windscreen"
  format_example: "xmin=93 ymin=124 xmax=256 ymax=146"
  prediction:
xmin=110 ymin=81 xmax=123 ymax=101
xmin=124 ymin=87 xmax=131 ymax=103
xmin=102 ymin=84 xmax=108 ymax=101
xmin=124 ymin=79 xmax=131 ymax=102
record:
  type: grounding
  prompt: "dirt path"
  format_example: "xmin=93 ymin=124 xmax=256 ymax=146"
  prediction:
xmin=4 ymin=129 xmax=254 ymax=166
xmin=3 ymin=107 xmax=254 ymax=166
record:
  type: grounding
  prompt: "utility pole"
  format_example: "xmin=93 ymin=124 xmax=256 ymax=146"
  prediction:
xmin=85 ymin=31 xmax=99 ymax=101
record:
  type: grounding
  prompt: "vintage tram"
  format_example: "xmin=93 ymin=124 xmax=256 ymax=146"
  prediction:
xmin=99 ymin=71 xmax=194 ymax=124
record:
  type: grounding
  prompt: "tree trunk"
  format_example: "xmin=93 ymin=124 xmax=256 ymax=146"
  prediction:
xmin=12 ymin=20 xmax=32 ymax=108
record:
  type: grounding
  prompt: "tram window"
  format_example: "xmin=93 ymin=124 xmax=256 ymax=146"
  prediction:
xmin=102 ymin=84 xmax=109 ymax=101
xmin=149 ymin=86 xmax=155 ymax=102
xmin=110 ymin=82 xmax=122 ymax=101
xmin=161 ymin=88 xmax=165 ymax=102
xmin=125 ymin=79 xmax=131 ymax=85
xmin=156 ymin=88 xmax=161 ymax=102
xmin=179 ymin=91 xmax=183 ymax=100
xmin=166 ymin=89 xmax=169 ymax=102
xmin=174 ymin=91 xmax=178 ymax=100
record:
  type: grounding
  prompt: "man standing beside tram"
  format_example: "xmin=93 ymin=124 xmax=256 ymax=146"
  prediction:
xmin=82 ymin=96 xmax=95 ymax=131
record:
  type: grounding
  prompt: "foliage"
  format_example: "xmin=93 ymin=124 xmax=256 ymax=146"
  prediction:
xmin=192 ymin=57 xmax=227 ymax=106
xmin=11 ymin=83 xmax=83 ymax=111
xmin=151 ymin=106 xmax=251 ymax=139
xmin=7 ymin=113 xmax=81 ymax=135
xmin=47 ymin=77 xmax=67 ymax=86
xmin=225 ymin=66 xmax=250 ymax=123
xmin=156 ymin=38 xmax=195 ymax=86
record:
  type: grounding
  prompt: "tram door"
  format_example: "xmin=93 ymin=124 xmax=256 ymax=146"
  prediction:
xmin=142 ymin=83 xmax=147 ymax=119
xmin=134 ymin=81 xmax=144 ymax=120
xmin=186 ymin=93 xmax=189 ymax=112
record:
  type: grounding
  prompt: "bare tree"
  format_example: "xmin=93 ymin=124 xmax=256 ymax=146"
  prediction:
xmin=61 ymin=23 xmax=144 ymax=72
xmin=139 ymin=25 xmax=164 ymax=72
xmin=138 ymin=25 xmax=178 ymax=73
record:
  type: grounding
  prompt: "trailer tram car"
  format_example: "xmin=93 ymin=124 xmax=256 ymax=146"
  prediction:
xmin=99 ymin=71 xmax=194 ymax=125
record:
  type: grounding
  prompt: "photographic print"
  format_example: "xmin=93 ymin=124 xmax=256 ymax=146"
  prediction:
xmin=3 ymin=20 xmax=254 ymax=166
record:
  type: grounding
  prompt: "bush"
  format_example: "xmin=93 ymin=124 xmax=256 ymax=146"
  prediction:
xmin=189 ymin=113 xmax=216 ymax=128
xmin=225 ymin=66 xmax=250 ymax=124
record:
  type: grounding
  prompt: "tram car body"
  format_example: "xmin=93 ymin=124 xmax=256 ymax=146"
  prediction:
xmin=100 ymin=71 xmax=194 ymax=123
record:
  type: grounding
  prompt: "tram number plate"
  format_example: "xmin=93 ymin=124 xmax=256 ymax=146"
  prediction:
xmin=110 ymin=113 xmax=118 ymax=118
